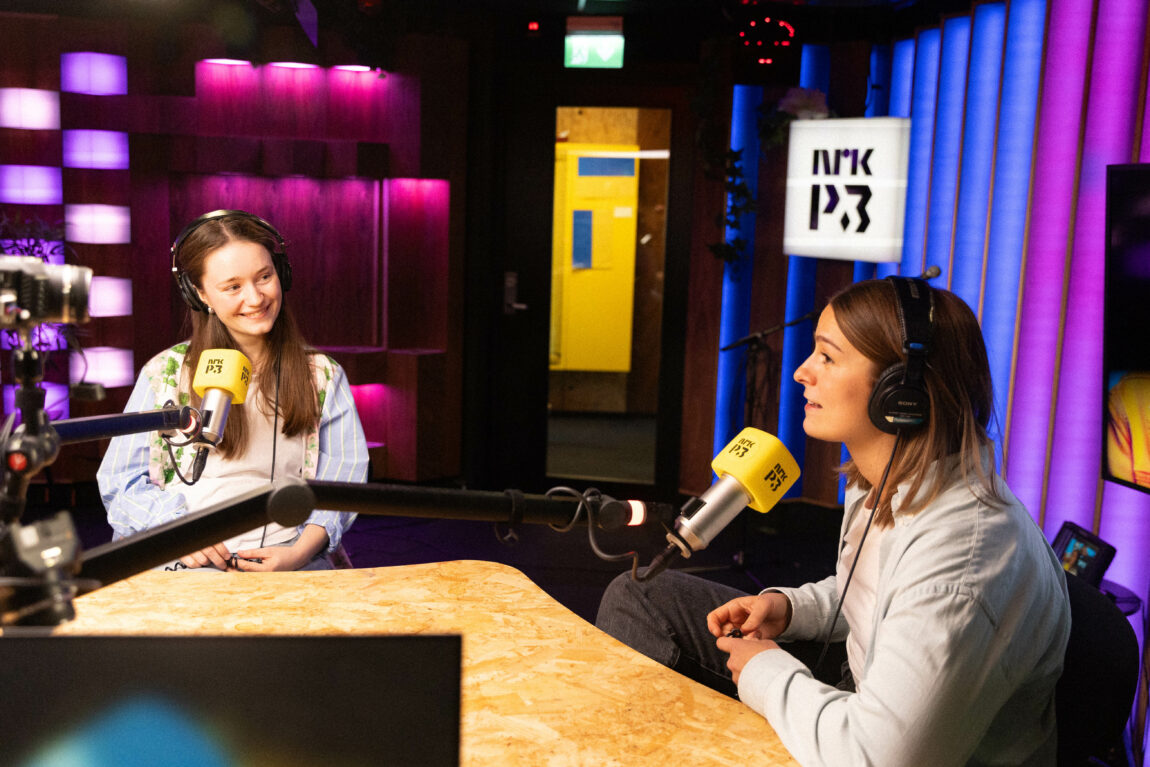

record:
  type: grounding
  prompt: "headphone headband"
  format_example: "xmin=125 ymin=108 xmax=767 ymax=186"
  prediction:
xmin=170 ymin=209 xmax=292 ymax=313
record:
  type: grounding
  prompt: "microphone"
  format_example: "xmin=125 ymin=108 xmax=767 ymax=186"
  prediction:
xmin=638 ymin=427 xmax=799 ymax=580
xmin=188 ymin=349 xmax=252 ymax=482
xmin=918 ymin=265 xmax=942 ymax=281
xmin=720 ymin=308 xmax=820 ymax=352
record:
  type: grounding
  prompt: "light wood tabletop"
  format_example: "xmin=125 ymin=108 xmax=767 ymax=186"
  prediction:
xmin=52 ymin=559 xmax=798 ymax=766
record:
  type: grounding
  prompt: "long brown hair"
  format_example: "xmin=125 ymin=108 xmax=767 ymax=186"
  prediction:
xmin=174 ymin=212 xmax=319 ymax=459
xmin=832 ymin=279 xmax=1002 ymax=526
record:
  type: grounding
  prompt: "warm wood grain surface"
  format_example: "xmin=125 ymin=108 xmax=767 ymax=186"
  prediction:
xmin=53 ymin=559 xmax=798 ymax=766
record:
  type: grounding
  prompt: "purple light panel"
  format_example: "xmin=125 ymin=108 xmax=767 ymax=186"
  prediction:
xmin=88 ymin=276 xmax=133 ymax=317
xmin=60 ymin=52 xmax=128 ymax=96
xmin=2 ymin=382 xmax=69 ymax=422
xmin=1095 ymin=0 xmax=1150 ymax=613
xmin=1005 ymin=0 xmax=1094 ymax=521
xmin=65 ymin=204 xmax=131 ymax=244
xmin=0 ymin=323 xmax=65 ymax=351
xmin=72 ymin=347 xmax=134 ymax=388
xmin=0 ymin=88 xmax=60 ymax=130
xmin=63 ymin=130 xmax=130 ymax=169
xmin=0 ymin=165 xmax=63 ymax=205
xmin=1044 ymin=0 xmax=1148 ymax=541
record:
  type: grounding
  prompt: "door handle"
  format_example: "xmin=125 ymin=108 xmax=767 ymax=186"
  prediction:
xmin=503 ymin=271 xmax=528 ymax=315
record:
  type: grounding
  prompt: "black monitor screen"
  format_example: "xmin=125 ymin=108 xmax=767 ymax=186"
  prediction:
xmin=0 ymin=635 xmax=461 ymax=767
xmin=1103 ymin=163 xmax=1150 ymax=495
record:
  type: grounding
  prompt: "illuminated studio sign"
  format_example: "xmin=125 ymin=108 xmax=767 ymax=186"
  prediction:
xmin=783 ymin=117 xmax=911 ymax=263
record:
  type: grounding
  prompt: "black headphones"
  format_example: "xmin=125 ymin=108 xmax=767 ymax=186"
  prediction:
xmin=170 ymin=209 xmax=292 ymax=313
xmin=867 ymin=276 xmax=934 ymax=434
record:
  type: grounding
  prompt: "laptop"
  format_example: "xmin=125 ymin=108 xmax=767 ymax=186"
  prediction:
xmin=0 ymin=634 xmax=461 ymax=767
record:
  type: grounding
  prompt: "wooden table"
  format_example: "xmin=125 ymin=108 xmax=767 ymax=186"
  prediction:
xmin=53 ymin=559 xmax=797 ymax=766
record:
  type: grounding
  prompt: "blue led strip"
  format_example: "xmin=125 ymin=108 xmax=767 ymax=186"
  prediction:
xmin=950 ymin=4 xmax=1005 ymax=311
xmin=712 ymin=85 xmax=763 ymax=458
xmin=923 ymin=16 xmax=972 ymax=284
xmin=982 ymin=0 xmax=1045 ymax=451
xmin=878 ymin=37 xmax=918 ymax=281
xmin=854 ymin=43 xmax=893 ymax=286
xmin=776 ymin=45 xmax=832 ymax=495
xmin=900 ymin=28 xmax=941 ymax=277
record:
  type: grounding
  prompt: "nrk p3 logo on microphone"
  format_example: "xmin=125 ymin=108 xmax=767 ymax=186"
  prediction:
xmin=783 ymin=117 xmax=910 ymax=264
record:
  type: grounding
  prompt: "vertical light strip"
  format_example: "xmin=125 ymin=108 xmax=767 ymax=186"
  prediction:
xmin=866 ymin=43 xmax=893 ymax=118
xmin=1004 ymin=0 xmax=1094 ymax=521
xmin=777 ymin=45 xmax=832 ymax=496
xmin=1046 ymin=0 xmax=1147 ymax=542
xmin=984 ymin=0 xmax=1047 ymax=459
xmin=881 ymin=38 xmax=917 ymax=281
xmin=951 ymin=4 xmax=1005 ymax=311
xmin=1095 ymin=0 xmax=1150 ymax=606
xmin=854 ymin=43 xmax=894 ymax=285
xmin=900 ymin=28 xmax=941 ymax=277
xmin=712 ymin=84 xmax=763 ymax=457
xmin=923 ymin=16 xmax=972 ymax=284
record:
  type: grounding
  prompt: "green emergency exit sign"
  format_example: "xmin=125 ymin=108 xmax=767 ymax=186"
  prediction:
xmin=564 ymin=34 xmax=625 ymax=69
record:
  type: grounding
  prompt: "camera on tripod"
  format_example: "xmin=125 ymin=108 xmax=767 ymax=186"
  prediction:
xmin=0 ymin=256 xmax=91 ymax=330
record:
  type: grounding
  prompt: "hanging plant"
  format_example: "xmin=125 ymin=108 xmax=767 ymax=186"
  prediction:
xmin=0 ymin=211 xmax=75 ymax=352
xmin=758 ymin=87 xmax=831 ymax=150
xmin=706 ymin=147 xmax=757 ymax=264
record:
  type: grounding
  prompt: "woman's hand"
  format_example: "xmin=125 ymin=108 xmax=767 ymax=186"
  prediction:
xmin=230 ymin=545 xmax=308 ymax=572
xmin=716 ymin=635 xmax=781 ymax=684
xmin=232 ymin=524 xmax=330 ymax=572
xmin=179 ymin=542 xmax=233 ymax=570
xmin=707 ymin=591 xmax=793 ymax=640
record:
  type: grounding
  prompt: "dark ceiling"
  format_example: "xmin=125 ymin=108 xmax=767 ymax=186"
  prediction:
xmin=0 ymin=0 xmax=973 ymax=65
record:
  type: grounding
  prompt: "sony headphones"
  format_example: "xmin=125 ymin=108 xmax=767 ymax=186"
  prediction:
xmin=170 ymin=209 xmax=292 ymax=313
xmin=867 ymin=276 xmax=934 ymax=434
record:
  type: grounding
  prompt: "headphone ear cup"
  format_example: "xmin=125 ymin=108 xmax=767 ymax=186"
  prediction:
xmin=274 ymin=253 xmax=292 ymax=292
xmin=869 ymin=363 xmax=929 ymax=434
xmin=176 ymin=270 xmax=209 ymax=313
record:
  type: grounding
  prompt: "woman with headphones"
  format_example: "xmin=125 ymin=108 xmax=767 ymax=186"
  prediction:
xmin=595 ymin=278 xmax=1070 ymax=765
xmin=96 ymin=210 xmax=369 ymax=571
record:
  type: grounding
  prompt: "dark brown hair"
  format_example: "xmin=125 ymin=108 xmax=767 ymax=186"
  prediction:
xmin=832 ymin=279 xmax=1002 ymax=526
xmin=174 ymin=213 xmax=319 ymax=459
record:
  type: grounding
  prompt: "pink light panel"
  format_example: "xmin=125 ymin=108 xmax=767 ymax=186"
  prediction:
xmin=350 ymin=383 xmax=387 ymax=448
xmin=0 ymin=88 xmax=60 ymax=130
xmin=60 ymin=52 xmax=128 ymax=95
xmin=63 ymin=130 xmax=130 ymax=169
xmin=196 ymin=59 xmax=389 ymax=143
xmin=0 ymin=165 xmax=63 ymax=205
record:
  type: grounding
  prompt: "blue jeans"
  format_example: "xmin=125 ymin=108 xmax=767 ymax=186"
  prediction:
xmin=595 ymin=569 xmax=848 ymax=696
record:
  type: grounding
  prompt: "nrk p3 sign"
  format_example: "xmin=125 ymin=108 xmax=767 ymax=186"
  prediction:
xmin=783 ymin=117 xmax=910 ymax=263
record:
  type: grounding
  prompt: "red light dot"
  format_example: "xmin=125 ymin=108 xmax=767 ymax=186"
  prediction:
xmin=527 ymin=21 xmax=539 ymax=31
xmin=749 ymin=19 xmax=756 ymax=26
xmin=8 ymin=452 xmax=27 ymax=471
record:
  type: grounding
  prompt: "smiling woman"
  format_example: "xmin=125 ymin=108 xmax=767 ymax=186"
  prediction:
xmin=96 ymin=210 xmax=370 ymax=574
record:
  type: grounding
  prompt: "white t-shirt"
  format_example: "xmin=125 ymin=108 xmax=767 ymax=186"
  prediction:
xmin=837 ymin=503 xmax=887 ymax=688
xmin=173 ymin=379 xmax=306 ymax=555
